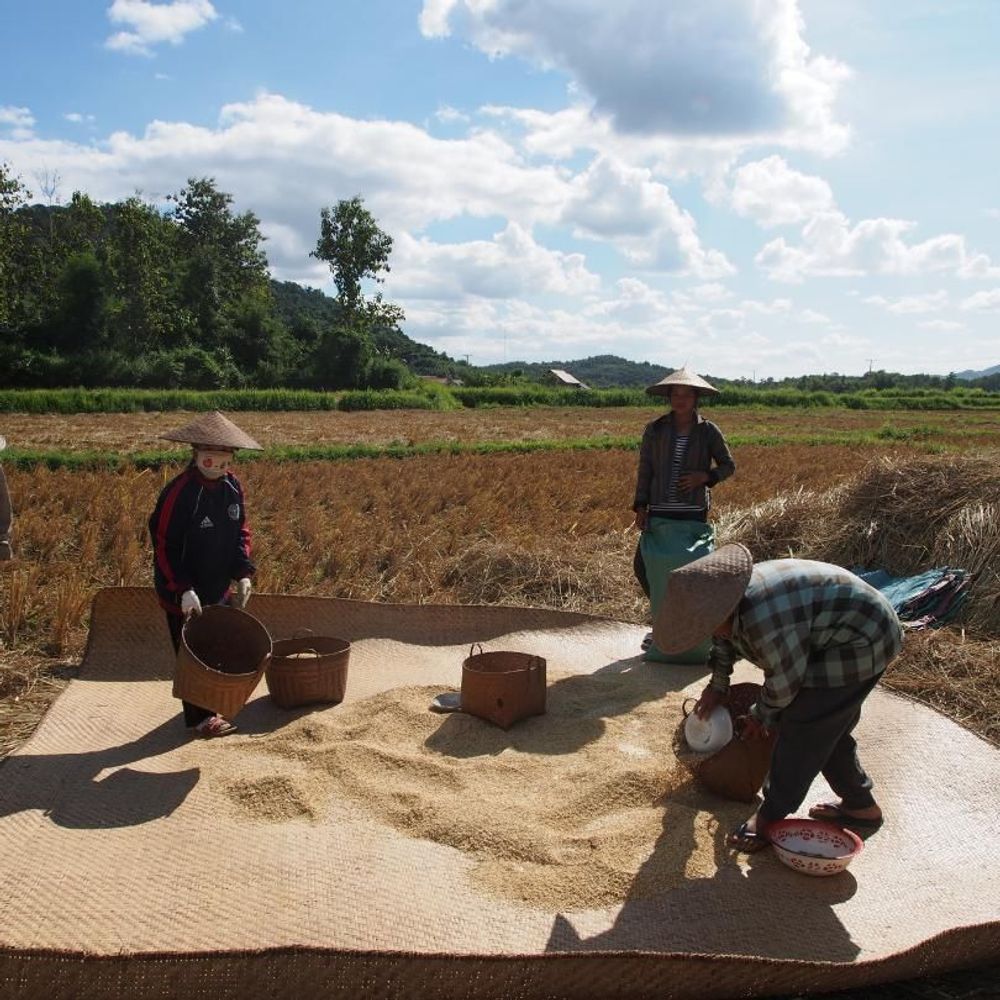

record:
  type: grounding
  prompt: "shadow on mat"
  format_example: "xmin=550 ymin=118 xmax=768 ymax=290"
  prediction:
xmin=544 ymin=783 xmax=860 ymax=964
xmin=423 ymin=656 xmax=706 ymax=758
xmin=0 ymin=717 xmax=199 ymax=828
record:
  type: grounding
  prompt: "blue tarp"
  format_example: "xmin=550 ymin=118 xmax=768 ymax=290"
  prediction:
xmin=855 ymin=567 xmax=970 ymax=629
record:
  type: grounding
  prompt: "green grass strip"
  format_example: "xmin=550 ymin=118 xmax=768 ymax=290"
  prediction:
xmin=1 ymin=426 xmax=974 ymax=472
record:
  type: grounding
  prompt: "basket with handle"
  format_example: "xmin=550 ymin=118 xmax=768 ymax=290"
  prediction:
xmin=173 ymin=605 xmax=272 ymax=719
xmin=676 ymin=682 xmax=776 ymax=803
xmin=460 ymin=643 xmax=546 ymax=730
xmin=265 ymin=628 xmax=351 ymax=709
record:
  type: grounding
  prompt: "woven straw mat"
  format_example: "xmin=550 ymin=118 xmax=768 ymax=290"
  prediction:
xmin=0 ymin=588 xmax=996 ymax=1000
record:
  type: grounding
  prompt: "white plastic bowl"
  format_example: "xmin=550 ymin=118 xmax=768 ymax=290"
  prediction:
xmin=683 ymin=704 xmax=734 ymax=753
xmin=769 ymin=818 xmax=863 ymax=876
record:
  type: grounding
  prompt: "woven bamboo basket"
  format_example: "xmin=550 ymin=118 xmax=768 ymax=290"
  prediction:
xmin=675 ymin=682 xmax=776 ymax=803
xmin=173 ymin=605 xmax=272 ymax=719
xmin=461 ymin=644 xmax=546 ymax=729
xmin=265 ymin=633 xmax=351 ymax=709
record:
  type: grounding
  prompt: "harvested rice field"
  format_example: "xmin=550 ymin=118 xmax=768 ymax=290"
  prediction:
xmin=1 ymin=405 xmax=998 ymax=999
xmin=3 ymin=405 xmax=1000 ymax=452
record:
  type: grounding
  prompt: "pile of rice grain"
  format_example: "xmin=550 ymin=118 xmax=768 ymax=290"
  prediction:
xmin=215 ymin=669 xmax=748 ymax=909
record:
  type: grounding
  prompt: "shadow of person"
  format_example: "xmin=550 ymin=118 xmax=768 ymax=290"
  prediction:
xmin=544 ymin=783 xmax=861 ymax=966
xmin=424 ymin=654 xmax=707 ymax=759
xmin=0 ymin=716 xmax=199 ymax=829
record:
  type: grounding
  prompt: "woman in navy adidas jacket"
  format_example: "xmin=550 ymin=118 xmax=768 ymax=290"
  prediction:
xmin=149 ymin=411 xmax=262 ymax=737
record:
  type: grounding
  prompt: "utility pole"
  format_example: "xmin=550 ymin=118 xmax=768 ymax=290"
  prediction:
xmin=866 ymin=359 xmax=874 ymax=374
xmin=462 ymin=354 xmax=471 ymax=366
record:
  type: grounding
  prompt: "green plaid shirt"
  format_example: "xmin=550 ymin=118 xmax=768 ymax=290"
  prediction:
xmin=709 ymin=559 xmax=903 ymax=727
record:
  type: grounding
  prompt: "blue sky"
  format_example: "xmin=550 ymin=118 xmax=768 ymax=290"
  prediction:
xmin=2 ymin=0 xmax=998 ymax=378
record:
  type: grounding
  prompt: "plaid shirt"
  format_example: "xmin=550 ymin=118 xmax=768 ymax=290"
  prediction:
xmin=709 ymin=559 xmax=903 ymax=727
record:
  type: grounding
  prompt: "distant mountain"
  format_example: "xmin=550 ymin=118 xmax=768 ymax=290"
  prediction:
xmin=478 ymin=355 xmax=675 ymax=389
xmin=954 ymin=364 xmax=1000 ymax=380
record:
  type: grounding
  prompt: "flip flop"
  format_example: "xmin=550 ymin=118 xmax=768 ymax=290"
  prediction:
xmin=195 ymin=715 xmax=237 ymax=738
xmin=808 ymin=802 xmax=884 ymax=830
xmin=726 ymin=820 xmax=771 ymax=854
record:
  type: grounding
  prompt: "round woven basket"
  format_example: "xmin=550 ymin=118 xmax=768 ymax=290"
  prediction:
xmin=674 ymin=682 xmax=776 ymax=803
xmin=460 ymin=644 xmax=546 ymax=730
xmin=265 ymin=634 xmax=351 ymax=709
xmin=173 ymin=605 xmax=272 ymax=718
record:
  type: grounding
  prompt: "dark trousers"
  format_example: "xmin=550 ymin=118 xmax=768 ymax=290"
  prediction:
xmin=166 ymin=613 xmax=214 ymax=728
xmin=759 ymin=673 xmax=881 ymax=824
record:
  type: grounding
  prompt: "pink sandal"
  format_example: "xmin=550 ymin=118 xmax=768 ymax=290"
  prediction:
xmin=195 ymin=715 xmax=237 ymax=738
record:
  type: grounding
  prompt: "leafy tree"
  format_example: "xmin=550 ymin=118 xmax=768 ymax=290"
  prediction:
xmin=168 ymin=177 xmax=270 ymax=343
xmin=310 ymin=196 xmax=402 ymax=327
xmin=0 ymin=162 xmax=33 ymax=329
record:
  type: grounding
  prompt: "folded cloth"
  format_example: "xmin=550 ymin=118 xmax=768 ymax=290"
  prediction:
xmin=855 ymin=567 xmax=970 ymax=629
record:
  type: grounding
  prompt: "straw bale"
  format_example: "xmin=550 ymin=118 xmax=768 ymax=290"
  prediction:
xmin=718 ymin=453 xmax=1000 ymax=635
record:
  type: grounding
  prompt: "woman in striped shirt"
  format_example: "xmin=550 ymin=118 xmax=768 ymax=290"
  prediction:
xmin=632 ymin=368 xmax=736 ymax=660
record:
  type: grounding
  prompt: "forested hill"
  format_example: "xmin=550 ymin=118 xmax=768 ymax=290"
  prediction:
xmin=270 ymin=281 xmax=462 ymax=377
xmin=479 ymin=356 xmax=671 ymax=389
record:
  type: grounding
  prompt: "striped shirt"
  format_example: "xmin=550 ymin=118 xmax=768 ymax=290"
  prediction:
xmin=708 ymin=559 xmax=903 ymax=727
xmin=649 ymin=433 xmax=705 ymax=516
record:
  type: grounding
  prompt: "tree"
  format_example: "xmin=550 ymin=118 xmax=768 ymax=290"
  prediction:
xmin=310 ymin=196 xmax=400 ymax=324
xmin=168 ymin=177 xmax=270 ymax=344
xmin=0 ymin=162 xmax=32 ymax=328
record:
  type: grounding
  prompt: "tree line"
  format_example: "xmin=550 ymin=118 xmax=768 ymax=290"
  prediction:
xmin=0 ymin=164 xmax=432 ymax=390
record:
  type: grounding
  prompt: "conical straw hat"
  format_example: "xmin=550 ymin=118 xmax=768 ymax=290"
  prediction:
xmin=160 ymin=411 xmax=262 ymax=451
xmin=646 ymin=367 xmax=719 ymax=398
xmin=653 ymin=543 xmax=753 ymax=653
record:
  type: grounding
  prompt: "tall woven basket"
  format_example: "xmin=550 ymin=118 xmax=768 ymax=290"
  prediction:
xmin=173 ymin=605 xmax=272 ymax=719
xmin=461 ymin=644 xmax=546 ymax=730
xmin=265 ymin=634 xmax=351 ymax=709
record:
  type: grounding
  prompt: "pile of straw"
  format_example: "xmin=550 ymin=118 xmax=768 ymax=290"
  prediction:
xmin=718 ymin=454 xmax=1000 ymax=636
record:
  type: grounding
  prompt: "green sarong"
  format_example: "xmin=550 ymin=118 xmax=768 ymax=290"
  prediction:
xmin=641 ymin=517 xmax=715 ymax=664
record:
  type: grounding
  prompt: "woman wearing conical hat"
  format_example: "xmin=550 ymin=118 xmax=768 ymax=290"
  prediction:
xmin=0 ymin=435 xmax=13 ymax=563
xmin=148 ymin=411 xmax=262 ymax=737
xmin=632 ymin=368 xmax=735 ymax=662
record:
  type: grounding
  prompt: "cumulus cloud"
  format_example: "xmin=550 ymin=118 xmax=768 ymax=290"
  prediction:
xmin=561 ymin=156 xmax=734 ymax=276
xmin=959 ymin=289 xmax=1000 ymax=312
xmin=863 ymin=291 xmax=949 ymax=314
xmin=386 ymin=224 xmax=601 ymax=300
xmin=0 ymin=106 xmax=36 ymax=141
xmin=420 ymin=0 xmax=850 ymax=152
xmin=105 ymin=0 xmax=219 ymax=56
xmin=728 ymin=155 xmax=835 ymax=227
xmin=756 ymin=211 xmax=1000 ymax=283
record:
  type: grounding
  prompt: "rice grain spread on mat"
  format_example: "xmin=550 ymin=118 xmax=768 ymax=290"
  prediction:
xmin=216 ymin=670 xmax=748 ymax=909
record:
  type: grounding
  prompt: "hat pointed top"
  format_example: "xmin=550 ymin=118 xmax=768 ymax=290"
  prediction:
xmin=646 ymin=367 xmax=719 ymax=397
xmin=160 ymin=411 xmax=262 ymax=451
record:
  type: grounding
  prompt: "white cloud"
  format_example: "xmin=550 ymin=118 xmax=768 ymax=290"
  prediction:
xmin=960 ymin=289 xmax=1000 ymax=312
xmin=387 ymin=224 xmax=601 ymax=300
xmin=756 ymin=211 xmax=1000 ymax=282
xmin=64 ymin=112 xmax=97 ymax=125
xmin=105 ymin=0 xmax=219 ymax=56
xmin=863 ymin=291 xmax=949 ymax=314
xmin=728 ymin=155 xmax=835 ymax=227
xmin=0 ymin=106 xmax=36 ymax=140
xmin=420 ymin=0 xmax=850 ymax=153
xmin=918 ymin=320 xmax=965 ymax=332
xmin=561 ymin=156 xmax=734 ymax=276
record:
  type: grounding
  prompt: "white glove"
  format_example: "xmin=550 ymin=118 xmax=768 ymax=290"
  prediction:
xmin=180 ymin=589 xmax=202 ymax=617
xmin=235 ymin=577 xmax=252 ymax=609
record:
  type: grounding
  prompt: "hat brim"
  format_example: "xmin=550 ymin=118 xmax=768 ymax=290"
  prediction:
xmin=652 ymin=544 xmax=753 ymax=653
